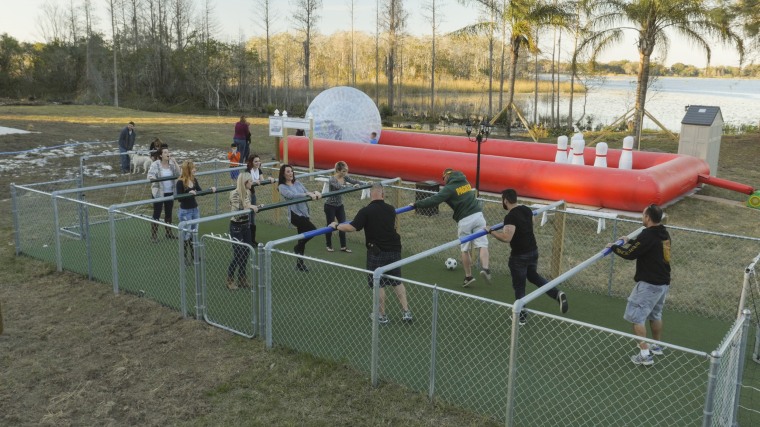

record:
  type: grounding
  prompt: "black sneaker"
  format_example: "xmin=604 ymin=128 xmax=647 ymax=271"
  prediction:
xmin=558 ymin=291 xmax=569 ymax=314
xmin=479 ymin=268 xmax=492 ymax=284
xmin=462 ymin=276 xmax=476 ymax=288
xmin=518 ymin=311 xmax=528 ymax=326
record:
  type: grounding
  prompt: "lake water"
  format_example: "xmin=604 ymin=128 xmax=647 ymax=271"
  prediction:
xmin=532 ymin=76 xmax=760 ymax=131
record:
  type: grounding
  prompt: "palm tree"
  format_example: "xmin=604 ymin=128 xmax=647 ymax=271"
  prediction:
xmin=579 ymin=0 xmax=743 ymax=146
xmin=498 ymin=0 xmax=570 ymax=135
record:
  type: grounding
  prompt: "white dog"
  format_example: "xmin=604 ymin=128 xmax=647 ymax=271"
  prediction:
xmin=129 ymin=153 xmax=153 ymax=174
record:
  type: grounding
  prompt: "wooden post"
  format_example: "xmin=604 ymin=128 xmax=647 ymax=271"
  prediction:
xmin=308 ymin=115 xmax=315 ymax=173
xmin=274 ymin=137 xmax=281 ymax=162
xmin=282 ymin=133 xmax=289 ymax=164
xmin=550 ymin=202 xmax=566 ymax=279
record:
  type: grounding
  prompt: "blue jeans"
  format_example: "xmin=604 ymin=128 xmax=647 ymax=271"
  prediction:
xmin=227 ymin=221 xmax=252 ymax=279
xmin=508 ymin=249 xmax=559 ymax=301
xmin=178 ymin=207 xmax=200 ymax=241
xmin=119 ymin=147 xmax=130 ymax=172
xmin=324 ymin=204 xmax=347 ymax=248
xmin=233 ymin=138 xmax=248 ymax=164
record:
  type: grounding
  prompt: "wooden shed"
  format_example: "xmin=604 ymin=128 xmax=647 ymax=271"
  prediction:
xmin=678 ymin=105 xmax=723 ymax=176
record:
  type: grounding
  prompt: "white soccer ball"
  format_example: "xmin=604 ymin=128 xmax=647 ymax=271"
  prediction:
xmin=445 ymin=258 xmax=458 ymax=270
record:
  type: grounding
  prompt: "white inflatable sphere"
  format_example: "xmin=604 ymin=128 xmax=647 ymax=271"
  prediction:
xmin=305 ymin=86 xmax=382 ymax=143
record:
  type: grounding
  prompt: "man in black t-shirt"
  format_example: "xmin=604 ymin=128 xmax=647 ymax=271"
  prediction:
xmin=607 ymin=204 xmax=671 ymax=366
xmin=486 ymin=189 xmax=568 ymax=325
xmin=331 ymin=183 xmax=412 ymax=324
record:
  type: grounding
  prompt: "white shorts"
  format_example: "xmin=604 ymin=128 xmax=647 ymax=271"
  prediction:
xmin=458 ymin=212 xmax=489 ymax=251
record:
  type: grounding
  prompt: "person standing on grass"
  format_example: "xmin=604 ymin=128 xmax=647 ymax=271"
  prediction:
xmin=176 ymin=160 xmax=215 ymax=266
xmin=147 ymin=147 xmax=181 ymax=242
xmin=486 ymin=189 xmax=568 ymax=326
xmin=227 ymin=143 xmax=241 ymax=181
xmin=278 ymin=164 xmax=321 ymax=272
xmin=118 ymin=121 xmax=136 ymax=173
xmin=411 ymin=168 xmax=491 ymax=288
xmin=607 ymin=204 xmax=671 ymax=367
xmin=233 ymin=115 xmax=251 ymax=164
xmin=246 ymin=153 xmax=276 ymax=245
xmin=324 ymin=161 xmax=364 ymax=253
xmin=227 ymin=170 xmax=262 ymax=290
xmin=331 ymin=183 xmax=412 ymax=324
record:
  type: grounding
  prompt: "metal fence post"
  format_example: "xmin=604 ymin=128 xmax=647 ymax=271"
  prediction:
xmin=257 ymin=244 xmax=265 ymax=338
xmin=192 ymin=228 xmax=202 ymax=320
xmin=371 ymin=274 xmax=381 ymax=387
xmin=428 ymin=285 xmax=439 ymax=400
xmin=265 ymin=245 xmax=273 ymax=349
xmin=108 ymin=207 xmax=119 ymax=294
xmin=84 ymin=199 xmax=93 ymax=280
xmin=703 ymin=351 xmax=722 ymax=427
xmin=199 ymin=232 xmax=207 ymax=322
xmin=52 ymin=192 xmax=63 ymax=272
xmin=607 ymin=219 xmax=618 ymax=295
xmin=505 ymin=301 xmax=523 ymax=427
xmin=11 ymin=184 xmax=20 ymax=256
xmin=178 ymin=220 xmax=188 ymax=319
xmin=731 ymin=309 xmax=752 ymax=426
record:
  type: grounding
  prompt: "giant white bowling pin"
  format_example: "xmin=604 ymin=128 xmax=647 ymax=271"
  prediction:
xmin=569 ymin=132 xmax=584 ymax=163
xmin=555 ymin=135 xmax=568 ymax=163
xmin=594 ymin=142 xmax=608 ymax=167
xmin=619 ymin=136 xmax=634 ymax=169
xmin=571 ymin=139 xmax=585 ymax=166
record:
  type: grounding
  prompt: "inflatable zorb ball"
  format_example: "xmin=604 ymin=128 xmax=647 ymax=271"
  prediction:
xmin=306 ymin=86 xmax=382 ymax=143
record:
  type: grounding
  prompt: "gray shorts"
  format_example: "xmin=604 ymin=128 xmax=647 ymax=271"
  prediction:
xmin=623 ymin=281 xmax=669 ymax=324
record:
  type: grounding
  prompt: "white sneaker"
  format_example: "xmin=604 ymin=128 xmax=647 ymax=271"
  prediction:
xmin=631 ymin=353 xmax=654 ymax=366
xmin=650 ymin=344 xmax=665 ymax=356
xmin=479 ymin=269 xmax=492 ymax=284
xmin=402 ymin=311 xmax=413 ymax=322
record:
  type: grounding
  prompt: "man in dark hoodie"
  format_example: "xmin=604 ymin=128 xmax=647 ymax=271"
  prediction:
xmin=607 ymin=204 xmax=671 ymax=367
xmin=412 ymin=168 xmax=490 ymax=287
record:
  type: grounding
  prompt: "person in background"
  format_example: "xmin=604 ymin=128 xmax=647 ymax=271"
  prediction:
xmin=149 ymin=137 xmax=167 ymax=161
xmin=118 ymin=121 xmax=136 ymax=173
xmin=227 ymin=143 xmax=241 ymax=181
xmin=227 ymin=170 xmax=262 ymax=290
xmin=176 ymin=160 xmax=215 ymax=266
xmin=147 ymin=147 xmax=181 ymax=242
xmin=324 ymin=161 xmax=364 ymax=253
xmin=487 ymin=189 xmax=568 ymax=326
xmin=331 ymin=183 xmax=412 ymax=324
xmin=369 ymin=131 xmax=378 ymax=144
xmin=233 ymin=115 xmax=251 ymax=164
xmin=246 ymin=153 xmax=276 ymax=245
xmin=412 ymin=168 xmax=491 ymax=287
xmin=278 ymin=164 xmax=321 ymax=272
xmin=607 ymin=204 xmax=671 ymax=367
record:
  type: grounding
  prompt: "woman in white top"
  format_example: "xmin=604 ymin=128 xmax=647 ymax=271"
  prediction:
xmin=246 ymin=153 xmax=275 ymax=245
xmin=147 ymin=146 xmax=181 ymax=242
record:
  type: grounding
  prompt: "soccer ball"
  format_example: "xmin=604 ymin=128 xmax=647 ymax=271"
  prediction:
xmin=445 ymin=258 xmax=458 ymax=270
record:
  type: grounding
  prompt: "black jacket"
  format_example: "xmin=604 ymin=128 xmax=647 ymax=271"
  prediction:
xmin=611 ymin=224 xmax=671 ymax=285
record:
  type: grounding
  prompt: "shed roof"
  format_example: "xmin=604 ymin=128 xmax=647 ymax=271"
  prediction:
xmin=681 ymin=105 xmax=722 ymax=126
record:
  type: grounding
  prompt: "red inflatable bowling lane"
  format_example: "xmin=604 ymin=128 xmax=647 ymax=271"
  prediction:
xmin=282 ymin=132 xmax=709 ymax=212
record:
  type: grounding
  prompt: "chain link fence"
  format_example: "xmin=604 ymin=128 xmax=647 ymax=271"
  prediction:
xmin=10 ymin=174 xmax=759 ymax=425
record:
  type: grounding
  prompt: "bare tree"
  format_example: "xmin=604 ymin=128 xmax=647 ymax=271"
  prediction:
xmin=255 ymin=0 xmax=275 ymax=104
xmin=375 ymin=0 xmax=380 ymax=103
xmin=348 ymin=0 xmax=356 ymax=86
xmin=38 ymin=0 xmax=68 ymax=43
xmin=422 ymin=0 xmax=442 ymax=113
xmin=107 ymin=0 xmax=119 ymax=106
xmin=292 ymin=0 xmax=322 ymax=88
xmin=381 ymin=0 xmax=407 ymax=114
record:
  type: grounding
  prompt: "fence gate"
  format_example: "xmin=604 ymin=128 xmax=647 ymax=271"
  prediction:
xmin=200 ymin=234 xmax=258 ymax=338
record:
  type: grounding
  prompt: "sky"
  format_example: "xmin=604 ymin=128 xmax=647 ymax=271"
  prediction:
xmin=0 ymin=0 xmax=744 ymax=68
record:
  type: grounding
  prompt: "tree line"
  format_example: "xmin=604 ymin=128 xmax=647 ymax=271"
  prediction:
xmin=0 ymin=0 xmax=757 ymax=138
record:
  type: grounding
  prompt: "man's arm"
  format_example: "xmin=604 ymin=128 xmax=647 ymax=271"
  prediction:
xmin=489 ymin=224 xmax=516 ymax=243
xmin=413 ymin=187 xmax=452 ymax=209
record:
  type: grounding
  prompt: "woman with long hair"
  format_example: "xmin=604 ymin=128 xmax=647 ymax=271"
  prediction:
xmin=246 ymin=153 xmax=275 ymax=245
xmin=278 ymin=164 xmax=320 ymax=272
xmin=324 ymin=161 xmax=364 ymax=253
xmin=227 ymin=168 xmax=261 ymax=290
xmin=147 ymin=147 xmax=181 ymax=242
xmin=176 ymin=160 xmax=216 ymax=265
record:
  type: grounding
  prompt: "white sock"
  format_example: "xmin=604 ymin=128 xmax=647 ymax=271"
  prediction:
xmin=640 ymin=348 xmax=651 ymax=357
